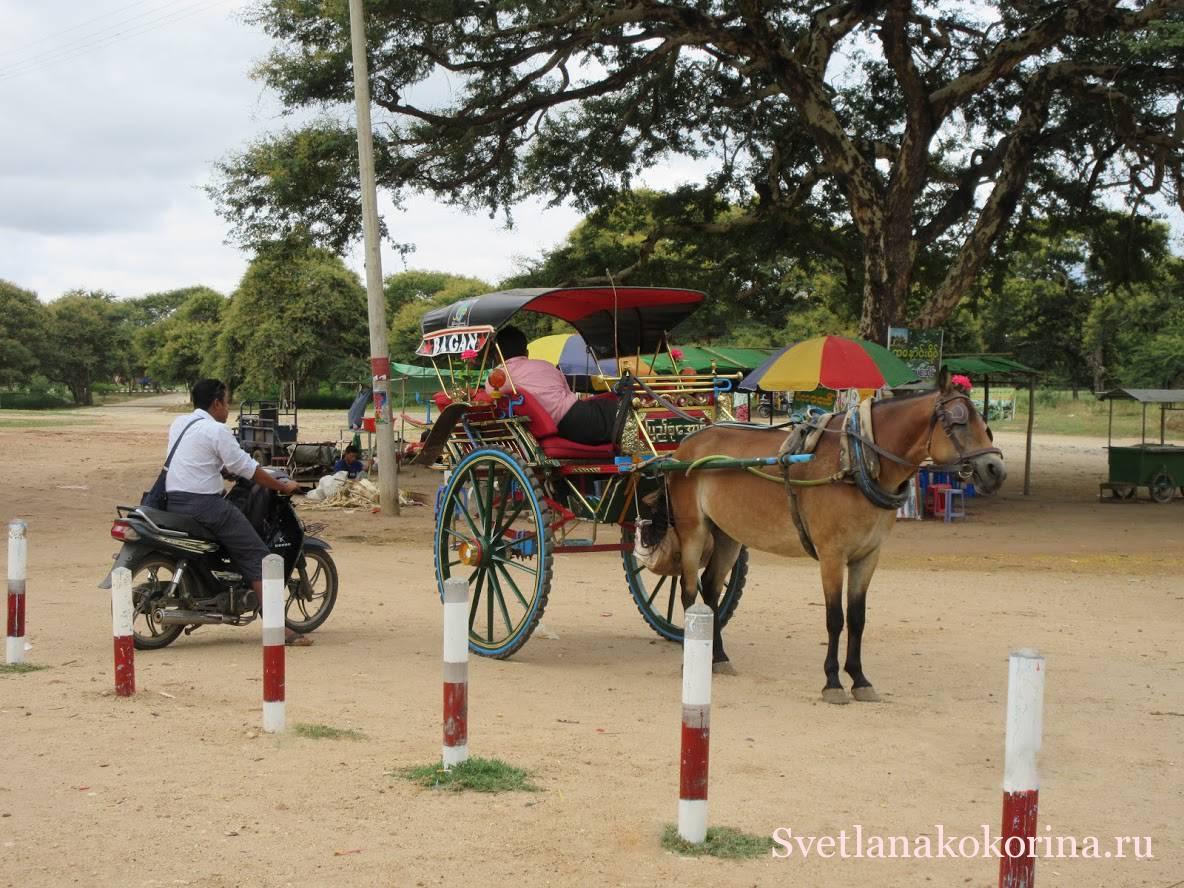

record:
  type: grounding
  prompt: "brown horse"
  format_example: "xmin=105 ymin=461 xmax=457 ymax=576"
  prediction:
xmin=659 ymin=370 xmax=1005 ymax=703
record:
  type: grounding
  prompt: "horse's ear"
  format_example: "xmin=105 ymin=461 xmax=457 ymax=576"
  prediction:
xmin=937 ymin=365 xmax=951 ymax=393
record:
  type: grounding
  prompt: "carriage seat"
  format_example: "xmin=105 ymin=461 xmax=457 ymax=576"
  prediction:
xmin=507 ymin=391 xmax=617 ymax=460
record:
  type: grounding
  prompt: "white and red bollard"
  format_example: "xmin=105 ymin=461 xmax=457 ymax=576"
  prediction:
xmin=999 ymin=649 xmax=1045 ymax=888
xmin=262 ymin=555 xmax=286 ymax=733
xmin=111 ymin=567 xmax=135 ymax=696
xmin=7 ymin=520 xmax=27 ymax=665
xmin=442 ymin=576 xmax=469 ymax=768
xmin=678 ymin=604 xmax=713 ymax=844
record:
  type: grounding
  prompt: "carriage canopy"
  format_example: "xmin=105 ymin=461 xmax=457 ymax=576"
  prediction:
xmin=418 ymin=287 xmax=705 ymax=358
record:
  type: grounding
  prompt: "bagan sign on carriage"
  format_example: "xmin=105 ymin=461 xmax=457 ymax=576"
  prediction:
xmin=416 ymin=326 xmax=493 ymax=358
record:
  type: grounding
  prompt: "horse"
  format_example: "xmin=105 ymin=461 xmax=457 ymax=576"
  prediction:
xmin=653 ymin=369 xmax=1005 ymax=704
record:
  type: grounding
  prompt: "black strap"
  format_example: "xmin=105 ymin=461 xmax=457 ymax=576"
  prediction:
xmin=162 ymin=416 xmax=205 ymax=472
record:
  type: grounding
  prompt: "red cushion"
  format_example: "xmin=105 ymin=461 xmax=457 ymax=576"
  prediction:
xmin=540 ymin=438 xmax=616 ymax=459
xmin=510 ymin=391 xmax=615 ymax=458
xmin=508 ymin=391 xmax=560 ymax=438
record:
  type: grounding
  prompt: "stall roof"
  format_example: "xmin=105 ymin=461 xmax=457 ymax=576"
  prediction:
xmin=944 ymin=355 xmax=1038 ymax=376
xmin=1097 ymin=388 xmax=1184 ymax=403
xmin=651 ymin=345 xmax=774 ymax=374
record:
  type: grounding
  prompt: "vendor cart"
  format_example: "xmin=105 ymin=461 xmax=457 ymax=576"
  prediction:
xmin=1097 ymin=388 xmax=1184 ymax=503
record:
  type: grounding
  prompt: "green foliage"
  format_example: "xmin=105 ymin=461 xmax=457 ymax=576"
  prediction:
xmin=660 ymin=824 xmax=775 ymax=859
xmin=142 ymin=287 xmax=227 ymax=386
xmin=396 ymin=757 xmax=539 ymax=793
xmin=211 ymin=1 xmax=1184 ymax=340
xmin=44 ymin=291 xmax=126 ymax=405
xmin=216 ymin=239 xmax=368 ymax=394
xmin=0 ymin=280 xmax=50 ymax=387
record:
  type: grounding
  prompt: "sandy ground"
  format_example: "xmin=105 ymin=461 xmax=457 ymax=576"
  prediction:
xmin=0 ymin=395 xmax=1181 ymax=888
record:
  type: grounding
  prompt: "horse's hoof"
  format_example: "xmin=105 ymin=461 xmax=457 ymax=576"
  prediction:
xmin=851 ymin=686 xmax=881 ymax=703
xmin=821 ymin=687 xmax=850 ymax=705
xmin=712 ymin=661 xmax=738 ymax=676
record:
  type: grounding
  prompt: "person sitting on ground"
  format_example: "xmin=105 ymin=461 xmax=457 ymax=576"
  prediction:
xmin=486 ymin=326 xmax=621 ymax=446
xmin=333 ymin=445 xmax=367 ymax=479
xmin=164 ymin=378 xmax=312 ymax=646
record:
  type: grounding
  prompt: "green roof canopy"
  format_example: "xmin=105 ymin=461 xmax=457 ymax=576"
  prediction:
xmin=651 ymin=345 xmax=775 ymax=374
xmin=943 ymin=355 xmax=1039 ymax=376
xmin=1097 ymin=388 xmax=1184 ymax=404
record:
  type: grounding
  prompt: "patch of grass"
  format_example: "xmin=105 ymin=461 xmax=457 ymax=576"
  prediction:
xmin=661 ymin=824 xmax=775 ymax=859
xmin=292 ymin=722 xmax=367 ymax=741
xmin=0 ymin=663 xmax=48 ymax=675
xmin=396 ymin=757 xmax=539 ymax=793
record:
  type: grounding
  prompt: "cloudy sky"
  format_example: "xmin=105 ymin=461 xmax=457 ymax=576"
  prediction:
xmin=0 ymin=0 xmax=584 ymax=302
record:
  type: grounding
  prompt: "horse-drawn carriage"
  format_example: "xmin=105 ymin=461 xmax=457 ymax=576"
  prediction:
xmin=412 ymin=287 xmax=811 ymax=658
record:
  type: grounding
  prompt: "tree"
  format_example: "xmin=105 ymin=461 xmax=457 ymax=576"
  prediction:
xmin=216 ymin=239 xmax=369 ymax=397
xmin=0 ymin=281 xmax=50 ymax=387
xmin=212 ymin=1 xmax=1184 ymax=341
xmin=142 ymin=288 xmax=228 ymax=388
xmin=45 ymin=291 xmax=125 ymax=405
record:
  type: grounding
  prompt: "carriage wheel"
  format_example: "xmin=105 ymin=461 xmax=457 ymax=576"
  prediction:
xmin=621 ymin=527 xmax=748 ymax=643
xmin=1150 ymin=472 xmax=1176 ymax=504
xmin=434 ymin=448 xmax=553 ymax=658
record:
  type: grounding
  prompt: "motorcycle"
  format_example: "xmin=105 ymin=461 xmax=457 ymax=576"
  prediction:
xmin=99 ymin=476 xmax=337 ymax=649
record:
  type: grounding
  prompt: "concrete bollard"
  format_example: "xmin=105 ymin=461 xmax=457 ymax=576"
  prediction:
xmin=678 ymin=604 xmax=713 ymax=844
xmin=262 ymin=554 xmax=286 ymax=733
xmin=999 ymin=649 xmax=1045 ymax=888
xmin=7 ymin=520 xmax=27 ymax=665
xmin=442 ymin=576 xmax=469 ymax=768
xmin=111 ymin=567 xmax=135 ymax=696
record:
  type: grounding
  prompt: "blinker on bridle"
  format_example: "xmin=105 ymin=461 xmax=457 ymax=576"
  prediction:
xmin=929 ymin=392 xmax=1003 ymax=478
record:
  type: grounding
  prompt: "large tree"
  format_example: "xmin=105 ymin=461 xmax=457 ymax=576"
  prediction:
xmin=45 ymin=291 xmax=125 ymax=405
xmin=212 ymin=1 xmax=1184 ymax=340
xmin=0 ymin=281 xmax=50 ymax=388
xmin=215 ymin=239 xmax=369 ymax=396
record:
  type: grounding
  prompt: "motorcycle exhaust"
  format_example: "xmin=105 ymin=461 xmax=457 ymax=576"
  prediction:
xmin=153 ymin=609 xmax=228 ymax=626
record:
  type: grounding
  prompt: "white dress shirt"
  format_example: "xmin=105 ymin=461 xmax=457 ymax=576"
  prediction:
xmin=164 ymin=408 xmax=259 ymax=494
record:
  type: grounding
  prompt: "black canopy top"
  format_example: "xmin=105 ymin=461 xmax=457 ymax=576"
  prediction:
xmin=419 ymin=287 xmax=706 ymax=357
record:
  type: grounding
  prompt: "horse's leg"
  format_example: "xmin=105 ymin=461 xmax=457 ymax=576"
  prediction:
xmin=701 ymin=530 xmax=742 ymax=675
xmin=819 ymin=553 xmax=849 ymax=705
xmin=845 ymin=549 xmax=882 ymax=703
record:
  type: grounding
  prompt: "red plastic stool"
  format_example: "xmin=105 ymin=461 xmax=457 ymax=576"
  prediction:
xmin=929 ymin=484 xmax=952 ymax=517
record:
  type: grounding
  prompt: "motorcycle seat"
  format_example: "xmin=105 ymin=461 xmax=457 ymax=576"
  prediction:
xmin=136 ymin=506 xmax=219 ymax=541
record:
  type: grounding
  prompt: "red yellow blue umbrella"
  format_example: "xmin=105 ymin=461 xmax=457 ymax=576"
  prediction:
xmin=739 ymin=335 xmax=918 ymax=391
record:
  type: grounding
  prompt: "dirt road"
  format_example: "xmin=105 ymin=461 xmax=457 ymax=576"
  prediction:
xmin=0 ymin=401 xmax=1180 ymax=887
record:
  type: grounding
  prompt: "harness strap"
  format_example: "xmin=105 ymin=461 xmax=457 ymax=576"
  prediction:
xmin=778 ymin=433 xmax=819 ymax=561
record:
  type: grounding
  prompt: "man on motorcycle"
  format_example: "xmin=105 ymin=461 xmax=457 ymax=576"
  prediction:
xmin=165 ymin=379 xmax=312 ymax=645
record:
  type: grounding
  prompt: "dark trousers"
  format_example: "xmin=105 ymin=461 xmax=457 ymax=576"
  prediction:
xmin=557 ymin=397 xmax=620 ymax=445
xmin=167 ymin=492 xmax=271 ymax=584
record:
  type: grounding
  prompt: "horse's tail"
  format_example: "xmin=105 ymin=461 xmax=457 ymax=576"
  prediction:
xmin=633 ymin=485 xmax=712 ymax=576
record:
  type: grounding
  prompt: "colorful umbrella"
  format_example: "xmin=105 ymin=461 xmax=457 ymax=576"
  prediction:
xmin=528 ymin=334 xmax=652 ymax=377
xmin=739 ymin=335 xmax=919 ymax=391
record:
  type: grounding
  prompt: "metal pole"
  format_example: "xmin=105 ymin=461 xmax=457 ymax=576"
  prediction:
xmin=348 ymin=0 xmax=399 ymax=517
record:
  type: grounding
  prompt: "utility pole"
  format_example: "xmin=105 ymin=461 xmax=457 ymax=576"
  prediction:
xmin=347 ymin=0 xmax=399 ymax=516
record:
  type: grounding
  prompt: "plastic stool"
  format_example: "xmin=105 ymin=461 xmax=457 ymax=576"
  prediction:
xmin=929 ymin=484 xmax=952 ymax=517
xmin=943 ymin=488 xmax=966 ymax=523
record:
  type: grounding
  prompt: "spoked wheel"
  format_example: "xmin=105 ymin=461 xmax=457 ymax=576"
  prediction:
xmin=621 ymin=527 xmax=748 ymax=643
xmin=434 ymin=448 xmax=553 ymax=658
xmin=1150 ymin=473 xmax=1176 ymax=504
xmin=285 ymin=549 xmax=338 ymax=633
xmin=128 ymin=555 xmax=189 ymax=650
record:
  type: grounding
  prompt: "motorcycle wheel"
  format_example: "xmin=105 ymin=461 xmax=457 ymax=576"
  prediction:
xmin=285 ymin=549 xmax=338 ymax=633
xmin=129 ymin=555 xmax=190 ymax=650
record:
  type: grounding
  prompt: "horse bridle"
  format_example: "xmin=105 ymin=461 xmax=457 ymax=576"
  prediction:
xmin=927 ymin=392 xmax=1003 ymax=479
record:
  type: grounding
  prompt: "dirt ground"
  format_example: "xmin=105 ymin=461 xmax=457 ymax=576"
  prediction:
xmin=0 ymin=395 xmax=1181 ymax=888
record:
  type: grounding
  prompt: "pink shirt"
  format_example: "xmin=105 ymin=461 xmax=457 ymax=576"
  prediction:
xmin=488 ymin=356 xmax=578 ymax=423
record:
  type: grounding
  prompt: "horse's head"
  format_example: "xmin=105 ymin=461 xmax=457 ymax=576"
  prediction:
xmin=927 ymin=368 xmax=1007 ymax=494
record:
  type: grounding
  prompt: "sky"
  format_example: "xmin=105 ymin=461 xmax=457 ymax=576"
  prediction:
xmin=0 ymin=0 xmax=584 ymax=302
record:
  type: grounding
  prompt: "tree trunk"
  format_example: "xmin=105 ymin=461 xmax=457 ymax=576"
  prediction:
xmin=858 ymin=234 xmax=911 ymax=343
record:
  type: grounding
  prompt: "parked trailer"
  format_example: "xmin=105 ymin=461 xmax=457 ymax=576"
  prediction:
xmin=1097 ymin=388 xmax=1184 ymax=503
